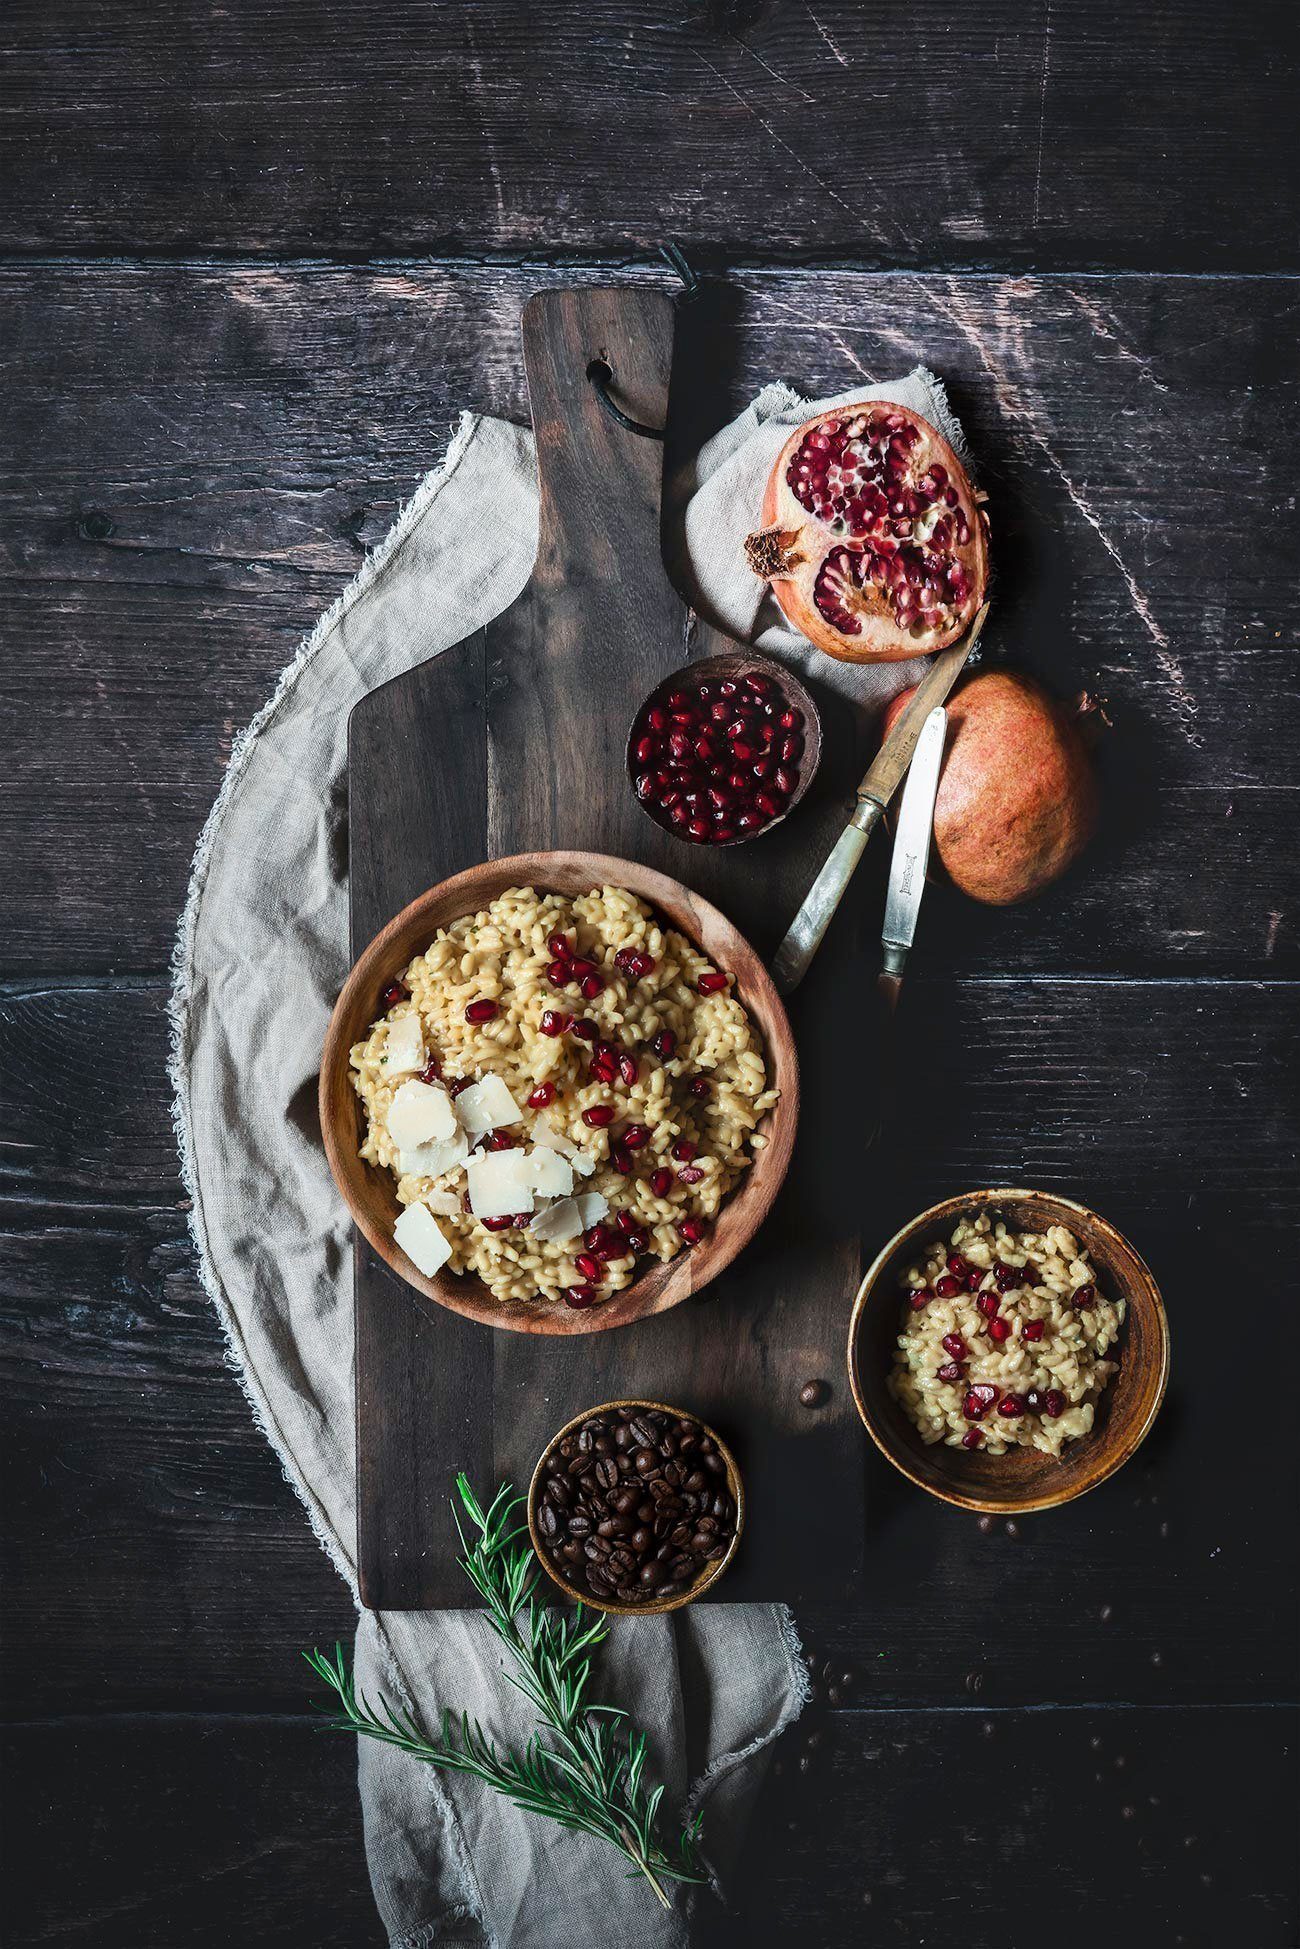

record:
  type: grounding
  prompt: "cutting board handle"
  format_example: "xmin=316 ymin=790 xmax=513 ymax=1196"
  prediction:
xmin=521 ymin=287 xmax=677 ymax=601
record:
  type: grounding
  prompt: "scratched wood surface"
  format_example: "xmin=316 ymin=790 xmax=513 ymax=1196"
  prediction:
xmin=2 ymin=1 xmax=1298 ymax=1938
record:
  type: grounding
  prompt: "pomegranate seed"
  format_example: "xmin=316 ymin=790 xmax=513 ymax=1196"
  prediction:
xmin=1044 ymin=1389 xmax=1066 ymax=1418
xmin=526 ymin=1082 xmax=556 ymax=1109
xmin=994 ymin=1262 xmax=1021 ymax=1290
xmin=678 ymin=1164 xmax=705 ymax=1184
xmin=687 ymin=815 xmax=711 ymax=840
xmin=672 ymin=1139 xmax=697 ymax=1162
xmin=736 ymin=811 xmax=762 ymax=832
xmin=719 ymin=678 xmax=738 ymax=697
xmin=779 ymin=706 xmax=802 ymax=732
xmin=652 ymin=1029 xmax=676 ymax=1060
xmin=936 ymin=1360 xmax=965 ymax=1383
xmin=965 ymin=1270 xmax=983 ymax=1291
xmin=997 ymin=1393 xmax=1026 ymax=1417
xmin=976 ymin=1292 xmax=1000 ymax=1319
xmin=774 ymin=766 xmax=798 ymax=796
xmin=619 ymin=1053 xmax=639 ymax=1087
xmin=935 ymin=1275 xmax=960 ymax=1298
xmin=464 ymin=999 xmax=498 ymax=1024
xmin=486 ymin=1129 xmax=517 ymax=1151
xmin=744 ymin=671 xmax=773 ymax=696
xmin=678 ymin=1218 xmax=706 ymax=1246
xmin=755 ymin=791 xmax=782 ymax=821
xmin=689 ymin=1077 xmax=710 ymax=1098
xmin=590 ymin=1055 xmax=618 ymax=1084
xmin=585 ymin=1224 xmax=620 ymax=1259
xmin=547 ymin=961 xmax=572 ymax=987
xmin=622 ymin=1122 xmax=651 ymax=1150
xmin=569 ymin=957 xmax=596 ymax=981
xmin=961 ymin=1428 xmax=984 ymax=1450
xmin=633 ymin=736 xmax=657 ymax=767
xmin=574 ymin=1252 xmax=603 ymax=1284
xmin=539 ymin=1009 xmax=570 ymax=1037
xmin=583 ymin=1105 xmax=615 ymax=1128
xmin=946 ymin=1253 xmax=969 ymax=1277
xmin=778 ymin=733 xmax=804 ymax=765
xmin=908 ymin=1288 xmax=931 ymax=1310
xmin=1021 ymin=1319 xmax=1045 ymax=1342
xmin=730 ymin=739 xmax=756 ymax=763
xmin=579 ymin=973 xmax=603 ymax=1001
xmin=572 ymin=1019 xmax=600 ymax=1043
xmin=512 ymin=1213 xmax=532 ymax=1229
xmin=380 ymin=979 xmax=410 ymax=1010
xmin=696 ymin=970 xmax=729 ymax=996
xmin=481 ymin=1214 xmax=514 ymax=1232
xmin=941 ymin=1332 xmax=967 ymax=1358
xmin=612 ymin=1145 xmax=634 ymax=1174
xmin=418 ymin=1056 xmax=441 ymax=1084
xmin=447 ymin=1077 xmax=471 ymax=1098
xmin=624 ymin=1225 xmax=649 ymax=1254
xmin=963 ymin=1383 xmax=998 ymax=1421
xmin=987 ymin=1317 xmax=1012 ymax=1343
xmin=647 ymin=706 xmax=667 ymax=733
xmin=546 ymin=932 xmax=572 ymax=962
xmin=615 ymin=1209 xmax=639 ymax=1236
xmin=1073 ymin=1284 xmax=1096 ymax=1309
xmin=649 ymin=1167 xmax=673 ymax=1197
xmin=564 ymin=1285 xmax=599 ymax=1309
xmin=615 ymin=947 xmax=655 ymax=980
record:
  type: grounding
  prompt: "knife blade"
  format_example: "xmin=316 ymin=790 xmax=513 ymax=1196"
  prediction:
xmin=881 ymin=705 xmax=946 ymax=978
xmin=771 ymin=600 xmax=988 ymax=995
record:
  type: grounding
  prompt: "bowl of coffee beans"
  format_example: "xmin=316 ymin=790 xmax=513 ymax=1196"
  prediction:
xmin=528 ymin=1399 xmax=744 ymax=1613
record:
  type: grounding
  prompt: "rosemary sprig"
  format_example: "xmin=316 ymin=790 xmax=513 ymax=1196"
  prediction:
xmin=305 ymin=1474 xmax=705 ymax=1909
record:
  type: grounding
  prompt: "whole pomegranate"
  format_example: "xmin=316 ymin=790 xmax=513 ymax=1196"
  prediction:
xmin=881 ymin=671 xmax=1098 ymax=905
xmin=745 ymin=402 xmax=989 ymax=662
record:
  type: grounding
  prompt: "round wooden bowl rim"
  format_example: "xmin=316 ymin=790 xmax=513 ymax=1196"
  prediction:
xmin=526 ymin=1397 xmax=746 ymax=1614
xmin=319 ymin=850 xmax=798 ymax=1336
xmin=847 ymin=1187 xmax=1171 ymax=1514
xmin=624 ymin=648 xmax=824 ymax=847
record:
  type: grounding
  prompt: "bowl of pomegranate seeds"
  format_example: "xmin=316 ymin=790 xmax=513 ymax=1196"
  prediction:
xmin=626 ymin=653 xmax=822 ymax=846
xmin=320 ymin=851 xmax=798 ymax=1336
xmin=848 ymin=1189 xmax=1169 ymax=1514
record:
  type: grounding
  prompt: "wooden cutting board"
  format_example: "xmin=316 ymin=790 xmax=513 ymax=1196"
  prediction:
xmin=348 ymin=286 xmax=883 ymax=1609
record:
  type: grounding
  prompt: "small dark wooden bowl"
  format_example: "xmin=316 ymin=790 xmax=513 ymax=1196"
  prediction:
xmin=848 ymin=1188 xmax=1169 ymax=1514
xmin=527 ymin=1398 xmax=745 ymax=1614
xmin=320 ymin=851 xmax=798 ymax=1337
xmin=625 ymin=649 xmax=823 ymax=846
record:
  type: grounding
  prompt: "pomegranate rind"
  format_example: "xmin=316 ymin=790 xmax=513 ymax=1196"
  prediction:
xmin=753 ymin=403 xmax=989 ymax=664
xmin=882 ymin=671 xmax=1098 ymax=905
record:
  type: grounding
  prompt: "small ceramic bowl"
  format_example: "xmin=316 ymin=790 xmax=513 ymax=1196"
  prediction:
xmin=625 ymin=649 xmax=823 ymax=846
xmin=527 ymin=1398 xmax=745 ymax=1614
xmin=848 ymin=1188 xmax=1169 ymax=1515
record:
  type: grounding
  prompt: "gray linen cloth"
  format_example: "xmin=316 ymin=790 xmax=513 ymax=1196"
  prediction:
xmin=170 ymin=368 xmax=966 ymax=1947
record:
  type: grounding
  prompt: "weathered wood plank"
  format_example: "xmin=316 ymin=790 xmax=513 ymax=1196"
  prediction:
xmin=0 ymin=0 xmax=1294 ymax=269
xmin=6 ymin=1707 xmax=1295 ymax=1946
xmin=3 ymin=977 xmax=1294 ymax=1711
xmin=2 ymin=265 xmax=1296 ymax=974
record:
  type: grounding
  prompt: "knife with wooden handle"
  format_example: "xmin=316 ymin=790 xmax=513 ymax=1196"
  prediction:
xmin=771 ymin=601 xmax=986 ymax=996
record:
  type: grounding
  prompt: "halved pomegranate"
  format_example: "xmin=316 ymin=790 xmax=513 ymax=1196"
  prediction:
xmin=745 ymin=403 xmax=989 ymax=663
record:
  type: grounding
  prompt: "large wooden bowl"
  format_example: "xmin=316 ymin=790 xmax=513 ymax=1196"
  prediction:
xmin=320 ymin=851 xmax=798 ymax=1336
xmin=848 ymin=1189 xmax=1169 ymax=1514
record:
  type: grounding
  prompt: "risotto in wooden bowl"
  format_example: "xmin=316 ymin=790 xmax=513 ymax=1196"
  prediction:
xmin=848 ymin=1189 xmax=1168 ymax=1513
xmin=320 ymin=853 xmax=797 ymax=1335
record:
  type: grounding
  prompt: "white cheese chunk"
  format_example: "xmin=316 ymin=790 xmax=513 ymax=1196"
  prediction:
xmin=533 ymin=1114 xmax=597 ymax=1177
xmin=419 ymin=1187 xmax=463 ymax=1217
xmin=384 ymin=1011 xmax=426 ymax=1075
xmin=573 ymin=1191 xmax=610 ymax=1229
xmin=529 ymin=1196 xmax=584 ymax=1244
xmin=386 ymin=1079 xmax=457 ymax=1151
xmin=455 ymin=1074 xmax=524 ymax=1138
xmin=398 ymin=1127 xmax=470 ymax=1182
xmin=465 ymin=1149 xmax=536 ymax=1221
xmin=393 ymin=1202 xmax=452 ymax=1277
xmin=522 ymin=1146 xmax=574 ymax=1199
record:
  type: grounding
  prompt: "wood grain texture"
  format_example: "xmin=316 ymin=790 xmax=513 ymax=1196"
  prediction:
xmin=3 ymin=977 xmax=1295 ymax=1712
xmin=2 ymin=265 xmax=1296 ymax=974
xmin=0 ymin=0 xmax=1295 ymax=269
xmin=6 ymin=1707 xmax=1294 ymax=1946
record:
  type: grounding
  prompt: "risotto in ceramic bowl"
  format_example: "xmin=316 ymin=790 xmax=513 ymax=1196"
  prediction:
xmin=346 ymin=883 xmax=781 ymax=1314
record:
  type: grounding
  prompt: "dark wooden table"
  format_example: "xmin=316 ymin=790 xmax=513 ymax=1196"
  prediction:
xmin=3 ymin=3 xmax=1297 ymax=1943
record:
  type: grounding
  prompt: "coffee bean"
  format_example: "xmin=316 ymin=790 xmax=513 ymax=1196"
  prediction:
xmin=534 ymin=1405 xmax=739 ymax=1608
xmin=799 ymin=1378 xmax=828 ymax=1409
